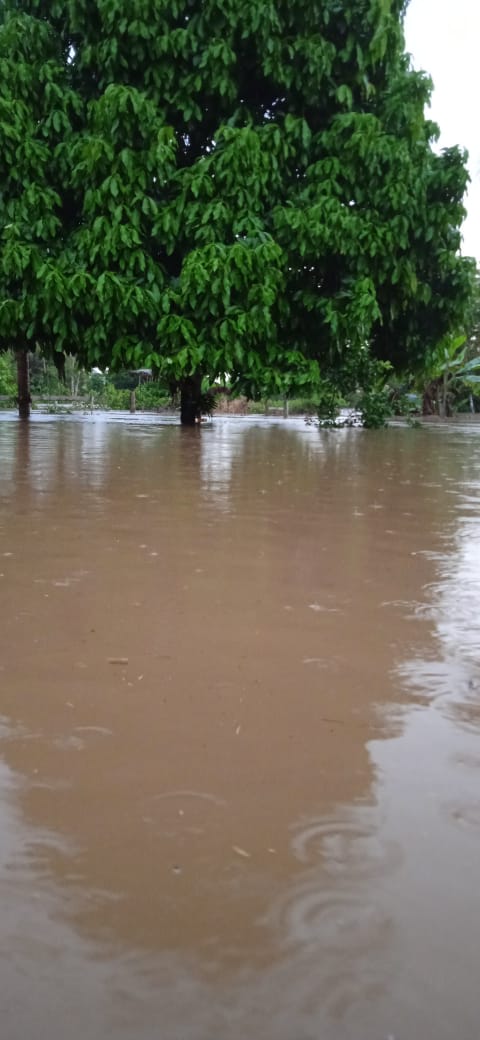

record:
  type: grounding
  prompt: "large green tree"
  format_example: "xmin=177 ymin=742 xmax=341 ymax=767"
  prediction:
xmin=0 ymin=0 xmax=475 ymax=422
xmin=0 ymin=7 xmax=82 ymax=416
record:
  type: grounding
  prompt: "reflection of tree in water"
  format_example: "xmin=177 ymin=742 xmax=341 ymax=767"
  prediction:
xmin=0 ymin=422 xmax=386 ymax=970
xmin=2 ymin=420 xmax=478 ymax=1038
xmin=0 ymin=421 xmax=17 ymax=491
xmin=199 ymin=423 xmax=244 ymax=514
xmin=396 ymin=435 xmax=480 ymax=729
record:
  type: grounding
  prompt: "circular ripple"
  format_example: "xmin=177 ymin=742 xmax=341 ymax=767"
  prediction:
xmin=269 ymin=877 xmax=391 ymax=954
xmin=446 ymin=802 xmax=480 ymax=831
xmin=291 ymin=811 xmax=402 ymax=881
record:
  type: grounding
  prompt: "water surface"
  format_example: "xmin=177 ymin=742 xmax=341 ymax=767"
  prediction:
xmin=1 ymin=414 xmax=479 ymax=1039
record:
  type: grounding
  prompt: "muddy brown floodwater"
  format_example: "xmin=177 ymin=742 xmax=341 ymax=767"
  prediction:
xmin=1 ymin=413 xmax=480 ymax=1040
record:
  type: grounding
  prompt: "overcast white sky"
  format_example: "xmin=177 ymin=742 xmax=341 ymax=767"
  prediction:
xmin=403 ymin=0 xmax=480 ymax=263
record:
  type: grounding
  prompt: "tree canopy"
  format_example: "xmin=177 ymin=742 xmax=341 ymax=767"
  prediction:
xmin=0 ymin=0 xmax=475 ymax=420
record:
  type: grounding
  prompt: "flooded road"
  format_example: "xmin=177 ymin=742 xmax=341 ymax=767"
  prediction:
xmin=1 ymin=413 xmax=480 ymax=1040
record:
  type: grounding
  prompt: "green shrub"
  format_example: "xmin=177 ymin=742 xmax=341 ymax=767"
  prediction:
xmin=357 ymin=387 xmax=392 ymax=428
xmin=88 ymin=372 xmax=107 ymax=395
xmin=135 ymin=383 xmax=170 ymax=409
xmin=29 ymin=352 xmax=64 ymax=395
xmin=102 ymin=383 xmax=130 ymax=409
xmin=316 ymin=383 xmax=345 ymax=426
xmin=0 ymin=351 xmax=16 ymax=398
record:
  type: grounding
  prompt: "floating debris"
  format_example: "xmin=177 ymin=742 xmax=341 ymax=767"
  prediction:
xmin=232 ymin=845 xmax=251 ymax=859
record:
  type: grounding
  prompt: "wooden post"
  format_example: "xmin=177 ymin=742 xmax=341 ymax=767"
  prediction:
xmin=130 ymin=390 xmax=136 ymax=413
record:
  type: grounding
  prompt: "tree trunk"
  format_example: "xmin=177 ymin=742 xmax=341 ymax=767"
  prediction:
xmin=53 ymin=351 xmax=66 ymax=385
xmin=438 ymin=370 xmax=448 ymax=418
xmin=180 ymin=373 xmax=202 ymax=425
xmin=16 ymin=349 xmax=31 ymax=420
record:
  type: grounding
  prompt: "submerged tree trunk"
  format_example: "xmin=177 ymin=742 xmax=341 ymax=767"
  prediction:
xmin=438 ymin=370 xmax=448 ymax=418
xmin=180 ymin=373 xmax=202 ymax=426
xmin=16 ymin=349 xmax=31 ymax=420
xmin=53 ymin=351 xmax=66 ymax=385
xmin=422 ymin=388 xmax=435 ymax=416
